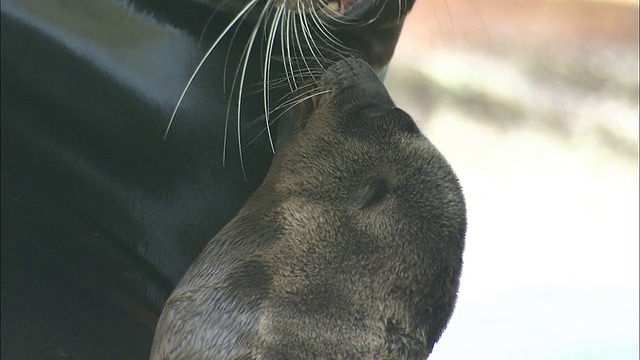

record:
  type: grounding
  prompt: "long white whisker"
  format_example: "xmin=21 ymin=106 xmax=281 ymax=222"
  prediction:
xmin=223 ymin=19 xmax=258 ymax=167
xmin=244 ymin=89 xmax=333 ymax=148
xmin=223 ymin=18 xmax=248 ymax=96
xmin=308 ymin=8 xmax=349 ymax=54
xmin=279 ymin=9 xmax=295 ymax=91
xmin=293 ymin=10 xmax=314 ymax=81
xmin=235 ymin=6 xmax=270 ymax=180
xmin=247 ymin=85 xmax=323 ymax=127
xmin=361 ymin=0 xmax=388 ymax=26
xmin=288 ymin=12 xmax=305 ymax=86
xmin=300 ymin=5 xmax=324 ymax=68
xmin=164 ymin=0 xmax=260 ymax=139
xmin=263 ymin=5 xmax=284 ymax=154
xmin=198 ymin=11 xmax=217 ymax=49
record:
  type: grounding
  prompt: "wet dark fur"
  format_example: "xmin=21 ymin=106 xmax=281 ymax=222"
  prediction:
xmin=152 ymin=59 xmax=466 ymax=359
xmin=1 ymin=0 xmax=417 ymax=358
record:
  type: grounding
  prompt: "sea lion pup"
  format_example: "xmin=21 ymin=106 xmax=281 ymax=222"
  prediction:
xmin=151 ymin=58 xmax=466 ymax=359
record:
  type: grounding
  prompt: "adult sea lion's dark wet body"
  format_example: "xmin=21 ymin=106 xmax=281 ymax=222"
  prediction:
xmin=1 ymin=0 xmax=415 ymax=358
xmin=152 ymin=59 xmax=466 ymax=359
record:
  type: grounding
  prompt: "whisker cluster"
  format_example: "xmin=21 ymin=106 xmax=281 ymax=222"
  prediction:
xmin=166 ymin=0 xmax=417 ymax=177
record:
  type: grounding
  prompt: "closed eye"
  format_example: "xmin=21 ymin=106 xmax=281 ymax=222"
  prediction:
xmin=358 ymin=178 xmax=390 ymax=209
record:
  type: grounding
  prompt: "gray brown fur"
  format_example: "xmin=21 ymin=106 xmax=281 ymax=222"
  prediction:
xmin=151 ymin=59 xmax=466 ymax=359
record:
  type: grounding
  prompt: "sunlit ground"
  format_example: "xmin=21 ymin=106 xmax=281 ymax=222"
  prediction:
xmin=387 ymin=0 xmax=639 ymax=358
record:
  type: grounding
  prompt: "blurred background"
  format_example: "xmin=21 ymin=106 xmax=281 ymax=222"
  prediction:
xmin=386 ymin=0 xmax=639 ymax=358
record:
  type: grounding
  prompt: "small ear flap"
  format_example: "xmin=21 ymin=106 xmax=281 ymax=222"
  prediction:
xmin=358 ymin=178 xmax=390 ymax=209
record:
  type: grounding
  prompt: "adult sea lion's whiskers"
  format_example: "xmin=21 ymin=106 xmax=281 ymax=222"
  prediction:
xmin=360 ymin=0 xmax=389 ymax=27
xmin=285 ymin=11 xmax=301 ymax=90
xmin=171 ymin=0 xmax=378 ymax=171
xmin=247 ymin=68 xmax=323 ymax=92
xmin=244 ymin=84 xmax=324 ymax=130
xmin=243 ymin=89 xmax=332 ymax=149
xmin=307 ymin=8 xmax=351 ymax=56
xmin=300 ymin=6 xmax=326 ymax=69
xmin=292 ymin=8 xmax=315 ymax=81
xmin=263 ymin=5 xmax=287 ymax=154
xmin=223 ymin=2 xmax=271 ymax=168
xmin=233 ymin=5 xmax=271 ymax=179
xmin=222 ymin=15 xmax=249 ymax=96
xmin=164 ymin=0 xmax=260 ymax=139
xmin=247 ymin=83 xmax=325 ymax=125
xmin=223 ymin=25 xmax=253 ymax=168
xmin=288 ymin=12 xmax=309 ymax=86
xmin=279 ymin=9 xmax=296 ymax=91
xmin=197 ymin=0 xmax=231 ymax=50
xmin=275 ymin=87 xmax=331 ymax=115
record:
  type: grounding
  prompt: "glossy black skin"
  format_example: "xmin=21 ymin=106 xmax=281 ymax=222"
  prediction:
xmin=1 ymin=1 xmax=281 ymax=358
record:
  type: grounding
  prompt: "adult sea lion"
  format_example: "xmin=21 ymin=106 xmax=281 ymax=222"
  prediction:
xmin=151 ymin=59 xmax=466 ymax=359
xmin=1 ymin=0 xmax=417 ymax=358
